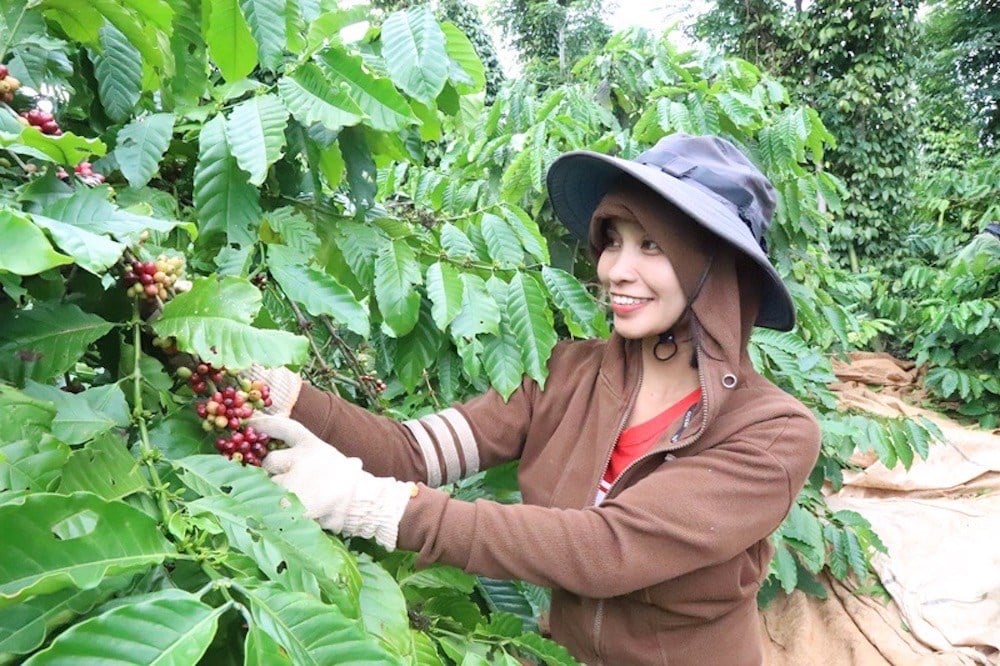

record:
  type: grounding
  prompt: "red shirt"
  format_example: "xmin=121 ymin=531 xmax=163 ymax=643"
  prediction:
xmin=596 ymin=388 xmax=701 ymax=504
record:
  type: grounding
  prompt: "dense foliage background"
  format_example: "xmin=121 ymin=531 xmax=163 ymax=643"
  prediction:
xmin=0 ymin=0 xmax=996 ymax=663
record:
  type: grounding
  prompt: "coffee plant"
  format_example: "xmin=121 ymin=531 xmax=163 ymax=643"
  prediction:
xmin=0 ymin=2 xmax=944 ymax=663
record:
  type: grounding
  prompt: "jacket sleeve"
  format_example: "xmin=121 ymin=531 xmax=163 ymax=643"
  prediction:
xmin=396 ymin=412 xmax=821 ymax=598
xmin=289 ymin=376 xmax=539 ymax=486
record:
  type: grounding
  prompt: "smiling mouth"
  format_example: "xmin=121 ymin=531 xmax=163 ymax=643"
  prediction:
xmin=610 ymin=295 xmax=652 ymax=305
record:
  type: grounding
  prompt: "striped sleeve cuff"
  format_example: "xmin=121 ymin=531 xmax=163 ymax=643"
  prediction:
xmin=402 ymin=407 xmax=479 ymax=486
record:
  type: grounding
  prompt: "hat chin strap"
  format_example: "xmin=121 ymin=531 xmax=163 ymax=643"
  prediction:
xmin=653 ymin=254 xmax=714 ymax=363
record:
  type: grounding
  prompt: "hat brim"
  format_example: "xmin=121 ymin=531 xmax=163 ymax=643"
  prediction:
xmin=546 ymin=150 xmax=795 ymax=331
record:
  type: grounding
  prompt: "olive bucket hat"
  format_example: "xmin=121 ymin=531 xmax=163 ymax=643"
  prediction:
xmin=546 ymin=133 xmax=795 ymax=331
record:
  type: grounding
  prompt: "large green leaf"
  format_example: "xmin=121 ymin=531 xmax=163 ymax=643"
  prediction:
xmin=21 ymin=382 xmax=129 ymax=445
xmin=357 ymin=556 xmax=413 ymax=658
xmin=449 ymin=274 xmax=500 ymax=340
xmin=244 ymin=624 xmax=292 ymax=666
xmin=147 ymin=411 xmax=212 ymax=461
xmin=237 ymin=0 xmax=285 ymax=70
xmin=0 ymin=578 xmax=131 ymax=661
xmin=278 ymin=63 xmax=364 ymax=132
xmin=57 ymin=432 xmax=148 ymax=500
xmin=390 ymin=304 xmax=444 ymax=391
xmin=226 ymin=94 xmax=289 ymax=186
xmin=441 ymin=22 xmax=485 ymax=93
xmin=40 ymin=188 xmax=180 ymax=244
xmin=27 ymin=213 xmax=125 ymax=276
xmin=318 ymin=48 xmax=417 ymax=132
xmin=242 ymin=582 xmax=398 ymax=665
xmin=425 ymin=261 xmax=463 ymax=331
xmin=541 ymin=266 xmax=608 ymax=339
xmin=93 ymin=23 xmax=141 ymax=124
xmin=0 ymin=492 xmax=174 ymax=607
xmin=0 ymin=302 xmax=113 ymax=384
xmin=0 ymin=383 xmax=57 ymax=442
xmin=23 ymin=589 xmax=224 ymax=665
xmin=0 ymin=434 xmax=69 ymax=493
xmin=267 ymin=244 xmax=369 ymax=337
xmin=502 ymin=204 xmax=549 ymax=265
xmin=0 ymin=125 xmax=105 ymax=166
xmin=153 ymin=276 xmax=308 ymax=369
xmin=193 ymin=114 xmax=262 ymax=248
xmin=175 ymin=455 xmax=360 ymax=609
xmin=480 ymin=213 xmax=523 ymax=269
xmin=507 ymin=273 xmax=556 ymax=387
xmin=205 ymin=0 xmax=258 ymax=81
xmin=0 ymin=209 xmax=73 ymax=276
xmin=263 ymin=207 xmax=320 ymax=257
xmin=115 ymin=113 xmax=176 ymax=188
xmin=374 ymin=240 xmax=422 ymax=337
xmin=381 ymin=7 xmax=448 ymax=104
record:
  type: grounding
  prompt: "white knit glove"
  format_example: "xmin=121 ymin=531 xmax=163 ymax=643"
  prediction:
xmin=240 ymin=365 xmax=303 ymax=417
xmin=248 ymin=415 xmax=415 ymax=551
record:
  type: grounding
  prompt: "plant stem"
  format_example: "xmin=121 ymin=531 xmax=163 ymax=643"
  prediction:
xmin=131 ymin=309 xmax=173 ymax=522
xmin=318 ymin=314 xmax=383 ymax=410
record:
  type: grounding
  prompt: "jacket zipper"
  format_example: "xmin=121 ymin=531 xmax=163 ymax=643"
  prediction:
xmin=591 ymin=360 xmax=643 ymax=665
xmin=604 ymin=346 xmax=710 ymax=502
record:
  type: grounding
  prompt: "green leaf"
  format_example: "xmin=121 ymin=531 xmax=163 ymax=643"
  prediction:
xmin=243 ymin=582 xmax=396 ymax=665
xmin=93 ymin=23 xmax=142 ymax=124
xmin=0 ymin=209 xmax=73 ymax=276
xmin=482 ymin=326 xmax=524 ymax=401
xmin=153 ymin=276 xmax=308 ymax=369
xmin=278 ymin=63 xmax=364 ymax=132
xmin=57 ymin=433 xmax=148 ymax=501
xmin=381 ymin=6 xmax=448 ymax=104
xmin=511 ymin=631 xmax=578 ymax=666
xmin=0 ymin=383 xmax=57 ymax=442
xmin=206 ymin=0 xmax=258 ymax=81
xmin=0 ymin=125 xmax=106 ymax=166
xmin=115 ymin=113 xmax=175 ymax=188
xmin=780 ymin=503 xmax=825 ymax=573
xmin=0 ymin=302 xmax=113 ymax=384
xmin=439 ymin=222 xmax=476 ymax=260
xmin=338 ymin=126 xmax=376 ymax=212
xmin=226 ymin=94 xmax=289 ymax=186
xmin=21 ymin=382 xmax=129 ymax=445
xmin=318 ymin=48 xmax=418 ymax=132
xmin=391 ymin=304 xmax=443 ymax=391
xmin=244 ymin=624 xmax=292 ymax=666
xmin=41 ymin=188 xmax=180 ymax=244
xmin=0 ymin=435 xmax=70 ymax=493
xmin=0 ymin=492 xmax=174 ymax=607
xmin=263 ymin=207 xmax=320 ymax=257
xmin=23 ymin=589 xmax=224 ymax=665
xmin=175 ymin=455 xmax=360 ymax=609
xmin=480 ymin=213 xmax=523 ymax=269
xmin=506 ymin=273 xmax=556 ymax=387
xmin=267 ymin=244 xmax=370 ymax=337
xmin=27 ymin=213 xmax=125 ymax=276
xmin=441 ymin=22 xmax=485 ymax=93
xmin=374 ymin=240 xmax=422 ymax=337
xmin=501 ymin=204 xmax=549 ymax=265
xmin=425 ymin=261 xmax=464 ymax=331
xmin=771 ymin=542 xmax=798 ymax=593
xmin=0 ymin=581 xmax=129 ymax=660
xmin=193 ymin=114 xmax=262 ymax=248
xmin=476 ymin=577 xmax=538 ymax=634
xmin=398 ymin=565 xmax=476 ymax=594
xmin=541 ymin=266 xmax=607 ymax=339
xmin=357 ymin=556 xmax=413 ymax=658
xmin=238 ymin=0 xmax=286 ymax=70
xmin=449 ymin=274 xmax=500 ymax=340
xmin=147 ymin=411 xmax=212 ymax=461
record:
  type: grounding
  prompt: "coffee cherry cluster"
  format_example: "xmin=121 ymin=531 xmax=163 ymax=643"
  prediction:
xmin=21 ymin=108 xmax=61 ymax=136
xmin=214 ymin=426 xmax=272 ymax=467
xmin=0 ymin=64 xmax=20 ymax=103
xmin=359 ymin=373 xmax=388 ymax=393
xmin=123 ymin=255 xmax=185 ymax=302
xmin=74 ymin=161 xmax=105 ymax=185
xmin=181 ymin=364 xmax=278 ymax=466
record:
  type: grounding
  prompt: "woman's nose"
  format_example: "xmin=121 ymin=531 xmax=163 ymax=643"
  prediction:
xmin=606 ymin=249 xmax=638 ymax=282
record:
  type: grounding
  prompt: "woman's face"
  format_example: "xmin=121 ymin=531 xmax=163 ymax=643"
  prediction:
xmin=596 ymin=218 xmax=688 ymax=340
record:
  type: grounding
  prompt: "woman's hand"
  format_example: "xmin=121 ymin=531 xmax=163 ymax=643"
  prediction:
xmin=239 ymin=365 xmax=303 ymax=417
xmin=248 ymin=415 xmax=415 ymax=550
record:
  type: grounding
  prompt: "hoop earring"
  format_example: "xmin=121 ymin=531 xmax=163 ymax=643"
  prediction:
xmin=654 ymin=330 xmax=677 ymax=361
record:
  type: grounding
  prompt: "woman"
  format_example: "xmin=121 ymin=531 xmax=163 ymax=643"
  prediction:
xmin=249 ymin=133 xmax=821 ymax=665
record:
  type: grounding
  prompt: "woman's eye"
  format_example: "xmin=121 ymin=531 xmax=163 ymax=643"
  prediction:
xmin=641 ymin=240 xmax=660 ymax=252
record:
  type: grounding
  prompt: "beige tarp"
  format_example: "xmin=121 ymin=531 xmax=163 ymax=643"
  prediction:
xmin=760 ymin=352 xmax=1000 ymax=665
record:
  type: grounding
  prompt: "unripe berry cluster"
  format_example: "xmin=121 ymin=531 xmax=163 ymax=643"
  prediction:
xmin=21 ymin=108 xmax=61 ymax=136
xmin=0 ymin=64 xmax=20 ymax=103
xmin=359 ymin=374 xmax=388 ymax=393
xmin=123 ymin=255 xmax=185 ymax=302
